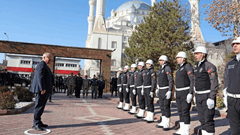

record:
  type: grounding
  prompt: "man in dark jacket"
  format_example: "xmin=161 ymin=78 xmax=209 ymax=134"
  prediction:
xmin=111 ymin=74 xmax=118 ymax=97
xmin=91 ymin=75 xmax=98 ymax=99
xmin=98 ymin=76 xmax=105 ymax=98
xmin=75 ymin=73 xmax=83 ymax=98
xmin=30 ymin=52 xmax=53 ymax=131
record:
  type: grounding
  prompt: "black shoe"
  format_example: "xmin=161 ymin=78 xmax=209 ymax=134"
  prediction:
xmin=146 ymin=120 xmax=154 ymax=123
xmin=40 ymin=124 xmax=48 ymax=127
xmin=135 ymin=115 xmax=143 ymax=119
xmin=95 ymin=97 xmax=96 ymax=99
xmin=163 ymin=127 xmax=170 ymax=131
xmin=155 ymin=125 xmax=163 ymax=128
xmin=32 ymin=125 xmax=44 ymax=131
xmin=172 ymin=133 xmax=181 ymax=135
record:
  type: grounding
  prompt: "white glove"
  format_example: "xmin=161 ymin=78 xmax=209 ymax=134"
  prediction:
xmin=174 ymin=91 xmax=176 ymax=99
xmin=155 ymin=89 xmax=159 ymax=97
xmin=165 ymin=91 xmax=171 ymax=100
xmin=126 ymin=88 xmax=129 ymax=93
xmin=186 ymin=93 xmax=193 ymax=104
xmin=223 ymin=88 xmax=228 ymax=109
xmin=193 ymin=96 xmax=196 ymax=104
xmin=141 ymin=86 xmax=144 ymax=95
xmin=133 ymin=89 xmax=136 ymax=95
xmin=150 ymin=92 xmax=154 ymax=98
xmin=119 ymin=87 xmax=122 ymax=92
xmin=206 ymin=98 xmax=215 ymax=109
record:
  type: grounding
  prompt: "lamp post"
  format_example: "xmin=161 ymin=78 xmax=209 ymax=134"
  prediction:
xmin=3 ymin=32 xmax=9 ymax=61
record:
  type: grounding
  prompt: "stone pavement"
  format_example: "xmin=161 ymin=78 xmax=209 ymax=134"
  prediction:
xmin=0 ymin=93 xmax=231 ymax=135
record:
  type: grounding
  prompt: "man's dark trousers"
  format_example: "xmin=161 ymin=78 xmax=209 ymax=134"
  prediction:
xmin=75 ymin=85 xmax=81 ymax=98
xmin=111 ymin=86 xmax=117 ymax=96
xmin=34 ymin=93 xmax=49 ymax=126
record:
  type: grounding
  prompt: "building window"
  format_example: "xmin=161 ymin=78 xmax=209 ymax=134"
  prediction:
xmin=66 ymin=64 xmax=77 ymax=67
xmin=123 ymin=43 xmax=127 ymax=49
xmin=111 ymin=41 xmax=117 ymax=48
xmin=98 ymin=38 xmax=102 ymax=49
xmin=111 ymin=60 xmax=116 ymax=66
xmin=20 ymin=60 xmax=30 ymax=65
xmin=55 ymin=63 xmax=64 ymax=67
xmin=33 ymin=61 xmax=40 ymax=65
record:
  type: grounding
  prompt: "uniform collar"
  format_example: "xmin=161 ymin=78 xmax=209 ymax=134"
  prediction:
xmin=197 ymin=59 xmax=206 ymax=67
xmin=161 ymin=64 xmax=167 ymax=69
xmin=236 ymin=54 xmax=240 ymax=62
xmin=179 ymin=62 xmax=186 ymax=68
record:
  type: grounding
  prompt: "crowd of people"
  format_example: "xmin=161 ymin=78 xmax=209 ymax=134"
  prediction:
xmin=53 ymin=73 xmax=105 ymax=99
xmin=115 ymin=37 xmax=240 ymax=135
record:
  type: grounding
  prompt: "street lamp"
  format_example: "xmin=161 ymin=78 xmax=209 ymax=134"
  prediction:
xmin=4 ymin=32 xmax=9 ymax=40
xmin=3 ymin=32 xmax=9 ymax=61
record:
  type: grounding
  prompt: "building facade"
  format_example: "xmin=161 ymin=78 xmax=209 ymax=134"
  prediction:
xmin=7 ymin=54 xmax=81 ymax=78
xmin=84 ymin=0 xmax=156 ymax=77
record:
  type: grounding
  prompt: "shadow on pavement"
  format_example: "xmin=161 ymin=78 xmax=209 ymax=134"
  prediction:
xmin=47 ymin=118 xmax=142 ymax=129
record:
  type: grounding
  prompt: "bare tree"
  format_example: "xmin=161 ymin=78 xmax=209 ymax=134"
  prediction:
xmin=203 ymin=0 xmax=240 ymax=37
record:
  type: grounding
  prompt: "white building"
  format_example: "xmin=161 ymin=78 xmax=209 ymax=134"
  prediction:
xmin=6 ymin=54 xmax=81 ymax=78
xmin=84 ymin=0 xmax=156 ymax=77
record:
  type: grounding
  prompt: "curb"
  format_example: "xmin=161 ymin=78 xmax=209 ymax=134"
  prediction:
xmin=0 ymin=101 xmax=35 ymax=116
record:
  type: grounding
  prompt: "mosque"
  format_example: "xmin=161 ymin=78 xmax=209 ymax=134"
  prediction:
xmin=84 ymin=0 xmax=157 ymax=77
xmin=84 ymin=0 xmax=225 ymax=78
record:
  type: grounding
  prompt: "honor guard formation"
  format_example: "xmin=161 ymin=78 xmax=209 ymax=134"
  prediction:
xmin=115 ymin=37 xmax=240 ymax=135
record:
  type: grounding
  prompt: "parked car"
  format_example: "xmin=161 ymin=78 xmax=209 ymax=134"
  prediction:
xmin=8 ymin=73 xmax=31 ymax=87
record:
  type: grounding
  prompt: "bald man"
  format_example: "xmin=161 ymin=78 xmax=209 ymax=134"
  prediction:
xmin=30 ymin=52 xmax=54 ymax=131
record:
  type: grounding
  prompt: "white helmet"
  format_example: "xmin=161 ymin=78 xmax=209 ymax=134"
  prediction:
xmin=138 ymin=61 xmax=145 ymax=66
xmin=176 ymin=51 xmax=187 ymax=58
xmin=146 ymin=59 xmax=153 ymax=65
xmin=194 ymin=46 xmax=207 ymax=54
xmin=118 ymin=68 xmax=123 ymax=71
xmin=231 ymin=37 xmax=240 ymax=46
xmin=131 ymin=64 xmax=137 ymax=68
xmin=159 ymin=55 xmax=168 ymax=61
xmin=124 ymin=65 xmax=129 ymax=70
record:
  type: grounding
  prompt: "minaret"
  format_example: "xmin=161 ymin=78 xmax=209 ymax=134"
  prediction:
xmin=93 ymin=0 xmax=106 ymax=32
xmin=88 ymin=0 xmax=96 ymax=35
xmin=151 ymin=0 xmax=156 ymax=6
xmin=189 ymin=0 xmax=204 ymax=43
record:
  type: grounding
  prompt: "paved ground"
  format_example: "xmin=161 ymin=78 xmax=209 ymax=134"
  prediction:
xmin=0 ymin=93 xmax=231 ymax=135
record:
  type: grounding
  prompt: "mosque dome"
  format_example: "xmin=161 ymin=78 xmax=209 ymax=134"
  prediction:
xmin=116 ymin=1 xmax=150 ymax=12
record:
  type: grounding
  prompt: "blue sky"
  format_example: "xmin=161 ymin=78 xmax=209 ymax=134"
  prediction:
xmin=0 ymin=0 xmax=230 ymax=68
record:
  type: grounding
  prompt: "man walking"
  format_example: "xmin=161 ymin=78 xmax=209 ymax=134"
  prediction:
xmin=223 ymin=37 xmax=240 ymax=135
xmin=75 ymin=73 xmax=83 ymax=98
xmin=91 ymin=75 xmax=98 ymax=99
xmin=194 ymin=46 xmax=218 ymax=135
xmin=30 ymin=52 xmax=53 ymax=131
xmin=110 ymin=74 xmax=118 ymax=97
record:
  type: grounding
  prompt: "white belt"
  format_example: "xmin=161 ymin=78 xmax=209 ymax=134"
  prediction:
xmin=117 ymin=84 xmax=121 ymax=87
xmin=227 ymin=92 xmax=240 ymax=98
xmin=144 ymin=86 xmax=151 ymax=88
xmin=195 ymin=90 xmax=210 ymax=94
xmin=122 ymin=84 xmax=128 ymax=86
xmin=159 ymin=86 xmax=169 ymax=90
xmin=130 ymin=85 xmax=135 ymax=88
xmin=136 ymin=85 xmax=143 ymax=88
xmin=175 ymin=86 xmax=190 ymax=91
